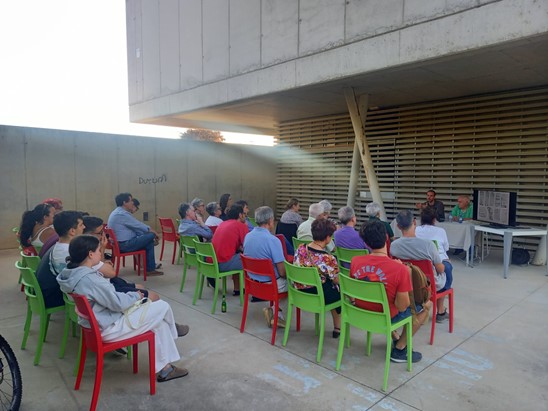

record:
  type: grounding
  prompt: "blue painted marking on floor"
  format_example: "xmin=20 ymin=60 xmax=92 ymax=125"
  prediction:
xmin=346 ymin=383 xmax=381 ymax=404
xmin=273 ymin=364 xmax=321 ymax=393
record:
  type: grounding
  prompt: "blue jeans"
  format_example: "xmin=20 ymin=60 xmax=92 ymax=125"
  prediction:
xmin=218 ymin=253 xmax=243 ymax=272
xmin=392 ymin=303 xmax=423 ymax=323
xmin=119 ymin=232 xmax=156 ymax=272
xmin=439 ymin=260 xmax=453 ymax=292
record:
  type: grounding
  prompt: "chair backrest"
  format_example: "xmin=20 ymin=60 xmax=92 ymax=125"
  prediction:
xmin=159 ymin=217 xmax=178 ymax=240
xmin=400 ymin=259 xmax=437 ymax=297
xmin=338 ymin=272 xmax=391 ymax=333
xmin=292 ymin=237 xmax=309 ymax=252
xmin=104 ymin=227 xmax=121 ymax=256
xmin=275 ymin=234 xmax=293 ymax=262
xmin=63 ymin=292 xmax=79 ymax=323
xmin=181 ymin=235 xmax=199 ymax=254
xmin=16 ymin=261 xmax=46 ymax=313
xmin=247 ymin=217 xmax=257 ymax=227
xmin=335 ymin=247 xmax=369 ymax=274
xmin=207 ymin=225 xmax=218 ymax=234
xmin=276 ymin=222 xmax=298 ymax=242
xmin=21 ymin=252 xmax=41 ymax=272
xmin=284 ymin=261 xmax=325 ymax=312
xmin=70 ymin=293 xmax=103 ymax=352
xmin=241 ymin=255 xmax=279 ymax=296
xmin=193 ymin=240 xmax=219 ymax=277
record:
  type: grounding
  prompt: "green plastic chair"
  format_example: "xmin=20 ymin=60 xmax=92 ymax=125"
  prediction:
xmin=179 ymin=235 xmax=200 ymax=292
xmin=292 ymin=237 xmax=309 ymax=252
xmin=59 ymin=293 xmax=83 ymax=375
xmin=22 ymin=252 xmax=41 ymax=272
xmin=248 ymin=217 xmax=257 ymax=227
xmin=192 ymin=241 xmax=244 ymax=314
xmin=335 ymin=273 xmax=413 ymax=392
xmin=282 ymin=261 xmax=342 ymax=363
xmin=335 ymin=247 xmax=369 ymax=276
xmin=16 ymin=261 xmax=65 ymax=365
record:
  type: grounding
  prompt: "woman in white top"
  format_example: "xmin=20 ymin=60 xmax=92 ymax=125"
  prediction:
xmin=205 ymin=202 xmax=224 ymax=226
xmin=19 ymin=203 xmax=56 ymax=253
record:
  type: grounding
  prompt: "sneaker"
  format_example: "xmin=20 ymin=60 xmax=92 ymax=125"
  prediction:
xmin=453 ymin=249 xmax=464 ymax=256
xmin=176 ymin=323 xmax=190 ymax=337
xmin=157 ymin=365 xmax=189 ymax=382
xmin=436 ymin=310 xmax=448 ymax=323
xmin=147 ymin=270 xmax=164 ymax=276
xmin=271 ymin=317 xmax=286 ymax=328
xmin=251 ymin=296 xmax=266 ymax=303
xmin=263 ymin=307 xmax=273 ymax=328
xmin=390 ymin=347 xmax=422 ymax=363
xmin=155 ymin=263 xmax=162 ymax=269
xmin=114 ymin=348 xmax=127 ymax=356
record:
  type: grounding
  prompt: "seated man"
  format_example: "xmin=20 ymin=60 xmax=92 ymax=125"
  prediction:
xmin=178 ymin=202 xmax=213 ymax=241
xmin=390 ymin=210 xmax=451 ymax=323
xmin=333 ymin=206 xmax=371 ymax=255
xmin=350 ymin=221 xmax=432 ymax=363
xmin=107 ymin=192 xmax=163 ymax=276
xmin=212 ymin=204 xmax=249 ymax=295
xmin=415 ymin=189 xmax=445 ymax=222
xmin=243 ymin=206 xmax=288 ymax=328
xmin=37 ymin=211 xmax=85 ymax=308
xmin=451 ymin=195 xmax=473 ymax=222
xmin=297 ymin=203 xmax=335 ymax=252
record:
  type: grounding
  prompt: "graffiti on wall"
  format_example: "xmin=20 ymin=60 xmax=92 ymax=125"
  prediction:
xmin=139 ymin=174 xmax=167 ymax=184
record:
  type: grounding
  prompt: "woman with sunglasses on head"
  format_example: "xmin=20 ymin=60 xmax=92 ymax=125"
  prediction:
xmin=57 ymin=235 xmax=190 ymax=383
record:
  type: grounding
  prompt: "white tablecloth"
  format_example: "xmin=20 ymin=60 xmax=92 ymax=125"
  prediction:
xmin=390 ymin=219 xmax=474 ymax=250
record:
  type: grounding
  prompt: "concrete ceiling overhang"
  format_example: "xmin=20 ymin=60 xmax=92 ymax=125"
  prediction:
xmin=144 ymin=33 xmax=548 ymax=136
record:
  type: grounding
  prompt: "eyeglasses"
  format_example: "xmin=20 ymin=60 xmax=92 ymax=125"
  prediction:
xmin=93 ymin=229 xmax=104 ymax=236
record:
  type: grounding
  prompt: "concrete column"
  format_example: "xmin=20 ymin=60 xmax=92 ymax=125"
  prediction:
xmin=344 ymin=88 xmax=386 ymax=220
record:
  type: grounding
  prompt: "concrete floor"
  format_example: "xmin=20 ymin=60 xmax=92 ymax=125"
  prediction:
xmin=1 ymin=246 xmax=547 ymax=411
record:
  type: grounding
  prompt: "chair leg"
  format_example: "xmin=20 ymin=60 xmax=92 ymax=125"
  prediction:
xmin=73 ymin=330 xmax=82 ymax=376
xmin=34 ymin=315 xmax=48 ymax=365
xmin=75 ymin=339 xmax=87 ymax=390
xmin=335 ymin=321 xmax=346 ymax=370
xmin=132 ymin=343 xmax=139 ymax=373
xmin=282 ymin=303 xmax=293 ymax=347
xmin=382 ymin=337 xmax=391 ymax=392
xmin=211 ymin=276 xmax=222 ymax=314
xmin=296 ymin=308 xmax=301 ymax=331
xmin=430 ymin=297 xmax=438 ymax=345
xmin=240 ymin=292 xmax=249 ymax=333
xmin=238 ymin=272 xmax=244 ymax=306
xmin=192 ymin=272 xmax=203 ymax=305
xmin=59 ymin=312 xmax=70 ymax=358
xmin=21 ymin=305 xmax=32 ymax=349
xmin=160 ymin=239 xmax=165 ymax=261
xmin=90 ymin=352 xmax=105 ymax=411
xmin=171 ymin=241 xmax=176 ymax=265
xmin=142 ymin=253 xmax=147 ymax=281
xmin=449 ymin=291 xmax=454 ymax=333
xmin=180 ymin=262 xmax=188 ymax=293
xmin=271 ymin=299 xmax=280 ymax=345
xmin=148 ymin=338 xmax=156 ymax=395
xmin=316 ymin=313 xmax=325 ymax=362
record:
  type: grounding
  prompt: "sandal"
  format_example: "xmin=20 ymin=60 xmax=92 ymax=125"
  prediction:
xmin=332 ymin=327 xmax=340 ymax=339
xmin=157 ymin=365 xmax=189 ymax=382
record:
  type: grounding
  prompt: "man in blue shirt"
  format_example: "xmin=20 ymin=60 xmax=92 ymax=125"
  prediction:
xmin=107 ymin=193 xmax=163 ymax=276
xmin=243 ymin=206 xmax=287 ymax=328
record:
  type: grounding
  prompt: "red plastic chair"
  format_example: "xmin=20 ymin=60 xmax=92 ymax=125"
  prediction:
xmin=275 ymin=234 xmax=294 ymax=263
xmin=104 ymin=227 xmax=147 ymax=281
xmin=158 ymin=217 xmax=180 ymax=264
xmin=400 ymin=259 xmax=454 ymax=345
xmin=240 ymin=255 xmax=288 ymax=345
xmin=70 ymin=293 xmax=156 ymax=411
xmin=207 ymin=225 xmax=218 ymax=234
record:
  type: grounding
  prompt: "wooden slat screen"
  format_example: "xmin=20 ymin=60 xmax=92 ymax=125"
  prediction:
xmin=276 ymin=87 xmax=548 ymax=250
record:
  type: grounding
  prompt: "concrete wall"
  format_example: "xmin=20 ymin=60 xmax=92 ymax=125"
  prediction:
xmin=126 ymin=0 xmax=548 ymax=117
xmin=0 ymin=125 xmax=277 ymax=250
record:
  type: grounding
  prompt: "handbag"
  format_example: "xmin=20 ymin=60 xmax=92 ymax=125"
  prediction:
xmin=123 ymin=298 xmax=151 ymax=329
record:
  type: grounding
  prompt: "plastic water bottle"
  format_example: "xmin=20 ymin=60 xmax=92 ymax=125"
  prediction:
xmin=221 ymin=294 xmax=227 ymax=313
xmin=458 ymin=214 xmax=463 ymax=224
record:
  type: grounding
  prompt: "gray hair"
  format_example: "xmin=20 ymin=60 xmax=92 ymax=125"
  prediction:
xmin=309 ymin=203 xmax=324 ymax=218
xmin=206 ymin=202 xmax=218 ymax=215
xmin=396 ymin=210 xmax=414 ymax=231
xmin=337 ymin=206 xmax=355 ymax=225
xmin=254 ymin=206 xmax=274 ymax=226
xmin=191 ymin=197 xmax=204 ymax=209
xmin=365 ymin=202 xmax=381 ymax=217
xmin=319 ymin=199 xmax=332 ymax=212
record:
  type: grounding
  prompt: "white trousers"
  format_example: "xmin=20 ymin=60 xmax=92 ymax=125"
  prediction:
xmin=101 ymin=300 xmax=181 ymax=373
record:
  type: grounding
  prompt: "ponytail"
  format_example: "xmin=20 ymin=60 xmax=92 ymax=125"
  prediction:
xmin=67 ymin=235 xmax=100 ymax=268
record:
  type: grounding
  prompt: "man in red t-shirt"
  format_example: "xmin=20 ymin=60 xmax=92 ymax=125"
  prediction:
xmin=350 ymin=220 xmax=431 ymax=363
xmin=212 ymin=204 xmax=249 ymax=295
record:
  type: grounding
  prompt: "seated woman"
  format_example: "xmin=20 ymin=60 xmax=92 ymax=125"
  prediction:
xmin=293 ymin=218 xmax=341 ymax=338
xmin=366 ymin=201 xmax=394 ymax=241
xmin=219 ymin=193 xmax=233 ymax=221
xmin=57 ymin=235 xmax=189 ymax=382
xmin=280 ymin=198 xmax=303 ymax=226
xmin=19 ymin=203 xmax=56 ymax=255
xmin=205 ymin=202 xmax=223 ymax=226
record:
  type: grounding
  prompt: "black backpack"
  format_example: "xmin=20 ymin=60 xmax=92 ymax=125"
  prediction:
xmin=511 ymin=248 xmax=530 ymax=265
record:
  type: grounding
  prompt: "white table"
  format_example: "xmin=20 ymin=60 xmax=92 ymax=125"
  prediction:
xmin=390 ymin=219 xmax=475 ymax=266
xmin=472 ymin=225 xmax=548 ymax=278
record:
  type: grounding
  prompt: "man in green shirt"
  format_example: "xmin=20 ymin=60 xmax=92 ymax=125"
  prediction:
xmin=451 ymin=195 xmax=474 ymax=221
